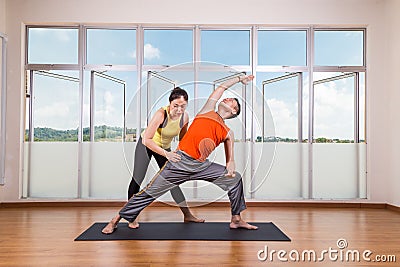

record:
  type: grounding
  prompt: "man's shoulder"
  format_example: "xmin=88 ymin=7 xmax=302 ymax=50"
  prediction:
xmin=195 ymin=111 xmax=229 ymax=131
xmin=195 ymin=111 xmax=222 ymax=123
xmin=196 ymin=110 xmax=216 ymax=116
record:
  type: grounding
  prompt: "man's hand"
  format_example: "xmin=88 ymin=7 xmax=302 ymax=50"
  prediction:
xmin=239 ymin=74 xmax=254 ymax=85
xmin=225 ymin=161 xmax=236 ymax=177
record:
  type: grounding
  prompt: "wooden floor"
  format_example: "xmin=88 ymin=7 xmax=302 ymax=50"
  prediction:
xmin=0 ymin=205 xmax=399 ymax=266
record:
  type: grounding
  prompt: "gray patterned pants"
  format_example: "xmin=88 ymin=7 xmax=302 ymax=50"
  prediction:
xmin=119 ymin=150 xmax=247 ymax=222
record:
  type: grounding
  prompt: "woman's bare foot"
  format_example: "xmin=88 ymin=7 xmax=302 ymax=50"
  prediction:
xmin=230 ymin=216 xmax=258 ymax=230
xmin=183 ymin=214 xmax=205 ymax=223
xmin=180 ymin=206 xmax=205 ymax=223
xmin=128 ymin=219 xmax=140 ymax=229
xmin=101 ymin=215 xmax=121 ymax=234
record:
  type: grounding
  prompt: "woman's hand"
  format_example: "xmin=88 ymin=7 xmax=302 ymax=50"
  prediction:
xmin=164 ymin=151 xmax=181 ymax=162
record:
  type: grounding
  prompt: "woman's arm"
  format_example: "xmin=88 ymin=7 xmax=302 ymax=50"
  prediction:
xmin=142 ymin=108 xmax=181 ymax=162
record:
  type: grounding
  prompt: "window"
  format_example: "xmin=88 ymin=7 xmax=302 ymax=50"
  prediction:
xmin=256 ymin=72 xmax=302 ymax=142
xmin=258 ymin=30 xmax=307 ymax=66
xmin=26 ymin=71 xmax=80 ymax=141
xmin=85 ymin=28 xmax=137 ymax=142
xmin=314 ymin=30 xmax=364 ymax=66
xmin=28 ymin=27 xmax=78 ymax=64
xmin=143 ymin=29 xmax=193 ymax=65
xmin=201 ymin=30 xmax=250 ymax=65
xmin=86 ymin=28 xmax=136 ymax=65
xmin=0 ymin=32 xmax=6 ymax=185
xmin=23 ymin=25 xmax=366 ymax=200
xmin=313 ymin=72 xmax=356 ymax=143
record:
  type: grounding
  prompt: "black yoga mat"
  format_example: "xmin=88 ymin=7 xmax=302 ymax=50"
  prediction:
xmin=75 ymin=222 xmax=290 ymax=241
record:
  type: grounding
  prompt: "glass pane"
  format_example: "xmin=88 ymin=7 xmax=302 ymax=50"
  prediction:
xmin=258 ymin=30 xmax=306 ymax=66
xmin=359 ymin=73 xmax=365 ymax=142
xmin=201 ymin=30 xmax=250 ymax=65
xmin=143 ymin=29 xmax=193 ymax=65
xmin=146 ymin=72 xmax=184 ymax=121
xmin=313 ymin=143 xmax=361 ymax=199
xmin=302 ymin=73 xmax=310 ymax=142
xmin=32 ymin=71 xmax=79 ymax=141
xmin=312 ymin=72 xmax=366 ymax=199
xmin=253 ymin=143 xmax=304 ymax=199
xmin=252 ymin=74 xmax=273 ymax=142
xmin=313 ymin=72 xmax=355 ymax=142
xmin=314 ymin=30 xmax=364 ymax=66
xmin=197 ymin=70 xmax=245 ymax=140
xmin=140 ymin=64 xmax=195 ymax=129
xmin=82 ymin=71 xmax=137 ymax=198
xmin=26 ymin=143 xmax=78 ymax=198
xmin=0 ymin=38 xmax=3 ymax=137
xmin=86 ymin=29 xmax=136 ymax=65
xmin=92 ymin=72 xmax=126 ymax=142
xmin=84 ymin=71 xmax=137 ymax=142
xmin=252 ymin=73 xmax=305 ymax=200
xmin=81 ymin=142 xmax=132 ymax=199
xmin=0 ymin=37 xmax=2 ymax=82
xmin=28 ymin=28 xmax=78 ymax=64
xmin=25 ymin=76 xmax=30 ymax=141
xmin=257 ymin=72 xmax=300 ymax=142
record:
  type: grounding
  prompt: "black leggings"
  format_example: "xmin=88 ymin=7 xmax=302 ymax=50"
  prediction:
xmin=127 ymin=137 xmax=186 ymax=205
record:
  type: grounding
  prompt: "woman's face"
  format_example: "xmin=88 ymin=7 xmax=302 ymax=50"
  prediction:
xmin=169 ymin=96 xmax=187 ymax=117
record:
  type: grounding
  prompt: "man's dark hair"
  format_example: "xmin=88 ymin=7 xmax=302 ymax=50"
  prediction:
xmin=232 ymin=98 xmax=241 ymax=118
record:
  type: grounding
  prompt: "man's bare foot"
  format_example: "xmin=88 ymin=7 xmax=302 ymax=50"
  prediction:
xmin=230 ymin=217 xmax=258 ymax=230
xmin=128 ymin=219 xmax=140 ymax=229
xmin=101 ymin=215 xmax=120 ymax=234
xmin=183 ymin=214 xmax=205 ymax=223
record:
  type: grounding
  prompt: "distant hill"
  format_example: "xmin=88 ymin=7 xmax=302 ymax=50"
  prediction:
xmin=25 ymin=126 xmax=136 ymax=142
xmin=24 ymin=127 xmax=360 ymax=143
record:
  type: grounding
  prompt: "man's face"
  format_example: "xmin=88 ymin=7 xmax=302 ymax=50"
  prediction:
xmin=221 ymin=98 xmax=239 ymax=116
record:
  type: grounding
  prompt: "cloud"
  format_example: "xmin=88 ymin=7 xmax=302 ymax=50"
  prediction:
xmin=128 ymin=44 xmax=160 ymax=61
xmin=313 ymin=81 xmax=354 ymax=139
xmin=36 ymin=102 xmax=70 ymax=117
xmin=253 ymin=73 xmax=356 ymax=140
xmin=129 ymin=51 xmax=136 ymax=59
xmin=55 ymin=30 xmax=72 ymax=42
xmin=95 ymin=91 xmax=115 ymax=117
xmin=34 ymin=102 xmax=78 ymax=129
xmin=94 ymin=91 xmax=123 ymax=126
xmin=267 ymin=98 xmax=297 ymax=138
xmin=144 ymin=43 xmax=161 ymax=60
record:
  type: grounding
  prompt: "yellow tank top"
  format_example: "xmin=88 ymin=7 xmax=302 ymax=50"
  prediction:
xmin=142 ymin=106 xmax=183 ymax=149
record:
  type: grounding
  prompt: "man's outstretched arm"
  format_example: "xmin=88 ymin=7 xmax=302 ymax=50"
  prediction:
xmin=198 ymin=74 xmax=254 ymax=115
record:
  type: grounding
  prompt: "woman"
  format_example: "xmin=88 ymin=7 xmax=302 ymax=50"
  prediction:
xmin=127 ymin=87 xmax=204 ymax=228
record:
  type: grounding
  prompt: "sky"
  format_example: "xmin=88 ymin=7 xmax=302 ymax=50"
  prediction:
xmin=27 ymin=27 xmax=365 ymax=141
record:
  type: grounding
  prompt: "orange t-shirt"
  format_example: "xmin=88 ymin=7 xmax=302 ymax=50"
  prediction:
xmin=178 ymin=111 xmax=230 ymax=161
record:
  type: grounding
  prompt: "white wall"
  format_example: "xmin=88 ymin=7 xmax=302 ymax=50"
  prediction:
xmin=385 ymin=0 xmax=400 ymax=207
xmin=0 ymin=0 xmax=395 ymax=205
xmin=0 ymin=0 xmax=6 ymax=202
xmin=0 ymin=0 xmax=5 ymax=32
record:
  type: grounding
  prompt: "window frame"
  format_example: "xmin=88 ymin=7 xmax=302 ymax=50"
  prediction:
xmin=23 ymin=24 xmax=367 ymax=200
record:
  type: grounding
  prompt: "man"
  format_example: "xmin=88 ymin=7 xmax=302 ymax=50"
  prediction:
xmin=102 ymin=74 xmax=257 ymax=234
